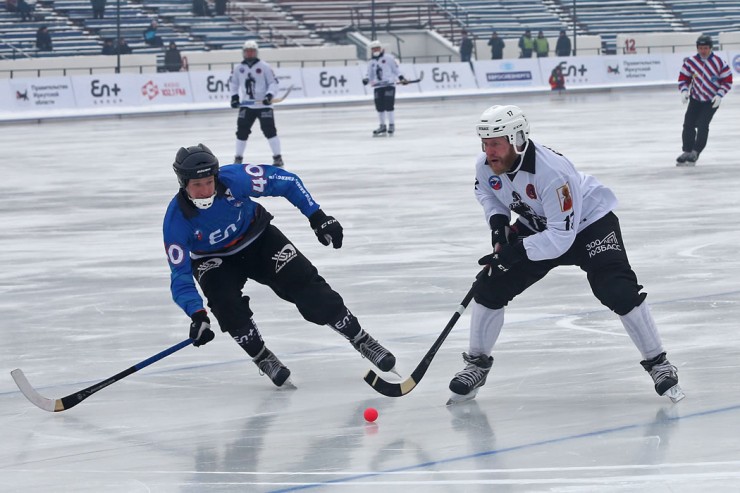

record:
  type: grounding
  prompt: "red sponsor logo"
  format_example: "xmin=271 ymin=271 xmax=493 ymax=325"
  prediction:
xmin=526 ymin=184 xmax=537 ymax=199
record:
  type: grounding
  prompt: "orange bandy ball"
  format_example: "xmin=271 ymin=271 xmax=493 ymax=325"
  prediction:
xmin=363 ymin=407 xmax=378 ymax=422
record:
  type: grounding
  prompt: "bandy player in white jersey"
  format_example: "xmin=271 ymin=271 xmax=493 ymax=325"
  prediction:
xmin=447 ymin=105 xmax=684 ymax=404
xmin=229 ymin=40 xmax=284 ymax=167
xmin=362 ymin=40 xmax=407 ymax=137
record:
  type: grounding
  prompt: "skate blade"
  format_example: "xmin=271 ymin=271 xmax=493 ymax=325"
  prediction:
xmin=386 ymin=366 xmax=401 ymax=378
xmin=277 ymin=378 xmax=297 ymax=390
xmin=664 ymin=384 xmax=685 ymax=403
xmin=675 ymin=162 xmax=695 ymax=167
xmin=446 ymin=389 xmax=478 ymax=406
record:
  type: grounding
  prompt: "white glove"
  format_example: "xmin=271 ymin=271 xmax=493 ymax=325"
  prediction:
xmin=711 ymin=95 xmax=721 ymax=109
xmin=681 ymin=91 xmax=689 ymax=104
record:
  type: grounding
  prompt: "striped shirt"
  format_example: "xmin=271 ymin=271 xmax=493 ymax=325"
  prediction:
xmin=678 ymin=52 xmax=733 ymax=102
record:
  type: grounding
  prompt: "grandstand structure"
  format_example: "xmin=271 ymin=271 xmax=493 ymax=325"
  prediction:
xmin=1 ymin=0 xmax=738 ymax=62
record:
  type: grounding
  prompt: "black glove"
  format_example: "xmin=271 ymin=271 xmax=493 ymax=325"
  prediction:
xmin=189 ymin=310 xmax=215 ymax=347
xmin=309 ymin=209 xmax=343 ymax=248
xmin=362 ymin=77 xmax=369 ymax=86
xmin=262 ymin=93 xmax=273 ymax=105
xmin=489 ymin=214 xmax=511 ymax=250
xmin=398 ymin=75 xmax=408 ymax=85
xmin=478 ymin=241 xmax=526 ymax=277
xmin=230 ymin=95 xmax=240 ymax=109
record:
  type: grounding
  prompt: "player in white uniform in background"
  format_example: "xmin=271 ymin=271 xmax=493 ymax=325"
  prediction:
xmin=362 ymin=40 xmax=407 ymax=137
xmin=229 ymin=40 xmax=285 ymax=167
xmin=448 ymin=105 xmax=684 ymax=404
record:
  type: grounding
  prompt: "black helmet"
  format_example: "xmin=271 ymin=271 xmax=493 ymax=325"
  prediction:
xmin=696 ymin=35 xmax=713 ymax=48
xmin=173 ymin=143 xmax=219 ymax=188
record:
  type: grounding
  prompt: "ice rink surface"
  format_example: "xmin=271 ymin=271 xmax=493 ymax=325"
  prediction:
xmin=2 ymin=87 xmax=740 ymax=492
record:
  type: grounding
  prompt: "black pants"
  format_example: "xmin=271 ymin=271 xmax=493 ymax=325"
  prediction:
xmin=193 ymin=224 xmax=345 ymax=354
xmin=373 ymin=86 xmax=396 ymax=112
xmin=236 ymin=106 xmax=277 ymax=140
xmin=682 ymin=98 xmax=718 ymax=154
xmin=475 ymin=212 xmax=644 ymax=316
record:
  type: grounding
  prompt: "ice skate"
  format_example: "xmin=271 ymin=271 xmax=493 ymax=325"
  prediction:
xmin=447 ymin=352 xmax=493 ymax=405
xmin=675 ymin=151 xmax=691 ymax=167
xmin=640 ymin=352 xmax=684 ymax=403
xmin=387 ymin=123 xmax=395 ymax=136
xmin=685 ymin=150 xmax=699 ymax=165
xmin=253 ymin=346 xmax=294 ymax=388
xmin=351 ymin=330 xmax=398 ymax=375
xmin=272 ymin=154 xmax=284 ymax=168
xmin=372 ymin=124 xmax=387 ymax=137
xmin=233 ymin=155 xmax=243 ymax=164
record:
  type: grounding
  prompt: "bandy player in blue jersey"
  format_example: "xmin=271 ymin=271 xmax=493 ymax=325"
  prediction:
xmin=163 ymin=144 xmax=396 ymax=388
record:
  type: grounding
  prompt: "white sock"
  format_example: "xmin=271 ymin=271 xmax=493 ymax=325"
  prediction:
xmin=268 ymin=136 xmax=281 ymax=156
xmin=378 ymin=112 xmax=386 ymax=125
xmin=620 ymin=301 xmax=664 ymax=360
xmin=235 ymin=139 xmax=247 ymax=158
xmin=469 ymin=301 xmax=504 ymax=356
xmin=387 ymin=111 xmax=395 ymax=125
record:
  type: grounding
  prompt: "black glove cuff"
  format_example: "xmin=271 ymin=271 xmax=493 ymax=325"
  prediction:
xmin=191 ymin=309 xmax=209 ymax=322
xmin=308 ymin=209 xmax=327 ymax=228
xmin=488 ymin=214 xmax=509 ymax=230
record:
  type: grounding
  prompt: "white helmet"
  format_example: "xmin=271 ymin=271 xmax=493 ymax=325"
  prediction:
xmin=243 ymin=40 xmax=258 ymax=52
xmin=476 ymin=105 xmax=530 ymax=154
xmin=369 ymin=40 xmax=382 ymax=50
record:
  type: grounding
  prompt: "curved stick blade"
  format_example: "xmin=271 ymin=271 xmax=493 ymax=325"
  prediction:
xmin=11 ymin=369 xmax=58 ymax=412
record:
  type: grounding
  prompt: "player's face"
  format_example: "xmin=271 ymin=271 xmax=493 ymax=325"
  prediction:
xmin=697 ymin=45 xmax=711 ymax=57
xmin=186 ymin=176 xmax=216 ymax=199
xmin=482 ymin=137 xmax=517 ymax=175
xmin=244 ymin=48 xmax=257 ymax=58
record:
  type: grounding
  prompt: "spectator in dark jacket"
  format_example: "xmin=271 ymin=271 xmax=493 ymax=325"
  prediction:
xmin=164 ymin=41 xmax=183 ymax=72
xmin=192 ymin=0 xmax=211 ymax=16
xmin=215 ymin=0 xmax=226 ymax=16
xmin=91 ymin=0 xmax=106 ymax=19
xmin=555 ymin=30 xmax=572 ymax=57
xmin=459 ymin=30 xmax=473 ymax=62
xmin=35 ymin=26 xmax=52 ymax=51
xmin=101 ymin=37 xmax=116 ymax=55
xmin=116 ymin=37 xmax=132 ymax=54
xmin=18 ymin=0 xmax=35 ymax=21
xmin=487 ymin=31 xmax=505 ymax=60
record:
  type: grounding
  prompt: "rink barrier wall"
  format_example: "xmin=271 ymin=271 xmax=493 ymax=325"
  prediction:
xmin=2 ymin=51 xmax=738 ymax=123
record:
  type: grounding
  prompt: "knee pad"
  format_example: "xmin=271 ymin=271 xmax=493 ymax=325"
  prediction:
xmin=592 ymin=274 xmax=646 ymax=316
xmin=236 ymin=126 xmax=251 ymax=140
xmin=211 ymin=295 xmax=254 ymax=333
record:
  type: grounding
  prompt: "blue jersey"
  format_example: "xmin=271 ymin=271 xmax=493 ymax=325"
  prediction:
xmin=163 ymin=164 xmax=320 ymax=316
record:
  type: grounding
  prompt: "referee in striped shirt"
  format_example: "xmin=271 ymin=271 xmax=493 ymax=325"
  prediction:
xmin=676 ymin=35 xmax=733 ymax=166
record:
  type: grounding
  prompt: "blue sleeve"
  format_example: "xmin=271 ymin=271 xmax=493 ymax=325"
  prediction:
xmin=227 ymin=164 xmax=321 ymax=217
xmin=163 ymin=204 xmax=205 ymax=317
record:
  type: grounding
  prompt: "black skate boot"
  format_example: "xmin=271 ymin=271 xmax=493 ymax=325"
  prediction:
xmin=252 ymin=346 xmax=291 ymax=387
xmin=640 ymin=352 xmax=684 ymax=402
xmin=350 ymin=330 xmax=396 ymax=373
xmin=372 ymin=124 xmax=387 ymax=137
xmin=234 ymin=155 xmax=243 ymax=164
xmin=675 ymin=151 xmax=690 ymax=165
xmin=388 ymin=123 xmax=395 ymax=136
xmin=272 ymin=154 xmax=284 ymax=167
xmin=448 ymin=352 xmax=493 ymax=404
xmin=685 ymin=150 xmax=699 ymax=165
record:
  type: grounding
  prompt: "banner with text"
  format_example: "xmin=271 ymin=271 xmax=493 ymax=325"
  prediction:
xmin=6 ymin=76 xmax=76 ymax=110
xmin=301 ymin=65 xmax=366 ymax=98
xmin=473 ymin=59 xmax=543 ymax=89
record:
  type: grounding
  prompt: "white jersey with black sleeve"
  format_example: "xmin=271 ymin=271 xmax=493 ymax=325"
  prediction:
xmin=229 ymin=58 xmax=279 ymax=109
xmin=366 ymin=52 xmax=403 ymax=88
xmin=474 ymin=141 xmax=618 ymax=261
